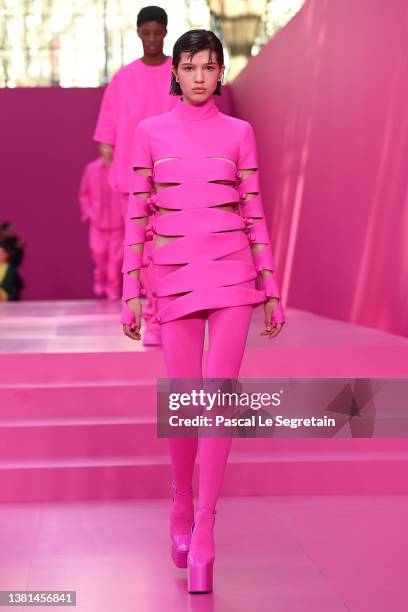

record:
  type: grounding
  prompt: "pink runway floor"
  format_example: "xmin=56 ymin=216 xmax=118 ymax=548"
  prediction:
xmin=1 ymin=494 xmax=408 ymax=612
xmin=0 ymin=300 xmax=408 ymax=610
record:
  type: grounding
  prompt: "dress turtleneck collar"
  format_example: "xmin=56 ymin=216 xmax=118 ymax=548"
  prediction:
xmin=172 ymin=95 xmax=219 ymax=121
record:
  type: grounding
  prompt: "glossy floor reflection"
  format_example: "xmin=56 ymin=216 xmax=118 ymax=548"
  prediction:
xmin=0 ymin=494 xmax=407 ymax=612
xmin=1 ymin=299 xmax=407 ymax=354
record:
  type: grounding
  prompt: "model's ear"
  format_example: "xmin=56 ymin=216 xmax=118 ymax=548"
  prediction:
xmin=171 ymin=67 xmax=178 ymax=81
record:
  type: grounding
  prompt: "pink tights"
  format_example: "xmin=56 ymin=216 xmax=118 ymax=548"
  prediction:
xmin=161 ymin=304 xmax=254 ymax=510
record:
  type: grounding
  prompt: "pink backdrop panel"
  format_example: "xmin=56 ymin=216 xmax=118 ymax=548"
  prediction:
xmin=230 ymin=0 xmax=408 ymax=336
xmin=0 ymin=85 xmax=233 ymax=300
xmin=0 ymin=87 xmax=102 ymax=299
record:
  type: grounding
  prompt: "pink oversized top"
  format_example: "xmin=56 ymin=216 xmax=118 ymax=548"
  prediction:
xmin=121 ymin=95 xmax=285 ymax=326
xmin=93 ymin=56 xmax=177 ymax=194
xmin=78 ymin=157 xmax=123 ymax=229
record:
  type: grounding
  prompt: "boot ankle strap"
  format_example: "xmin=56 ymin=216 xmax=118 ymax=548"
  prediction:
xmin=197 ymin=507 xmax=217 ymax=515
xmin=171 ymin=481 xmax=193 ymax=496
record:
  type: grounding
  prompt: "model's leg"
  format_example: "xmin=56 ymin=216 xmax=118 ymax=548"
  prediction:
xmin=162 ymin=313 xmax=205 ymax=491
xmin=188 ymin=304 xmax=253 ymax=592
xmin=198 ymin=304 xmax=253 ymax=509
xmin=88 ymin=224 xmax=108 ymax=298
xmin=105 ymin=226 xmax=123 ymax=300
xmin=160 ymin=312 xmax=206 ymax=566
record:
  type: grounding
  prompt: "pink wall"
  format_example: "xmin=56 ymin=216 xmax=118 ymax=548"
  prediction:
xmin=230 ymin=0 xmax=408 ymax=337
xmin=1 ymin=87 xmax=101 ymax=299
xmin=0 ymin=85 xmax=233 ymax=300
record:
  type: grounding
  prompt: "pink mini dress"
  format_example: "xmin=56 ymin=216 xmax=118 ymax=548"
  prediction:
xmin=121 ymin=95 xmax=285 ymax=326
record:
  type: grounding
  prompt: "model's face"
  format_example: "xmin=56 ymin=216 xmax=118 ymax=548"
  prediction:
xmin=172 ymin=49 xmax=224 ymax=104
xmin=137 ymin=21 xmax=166 ymax=56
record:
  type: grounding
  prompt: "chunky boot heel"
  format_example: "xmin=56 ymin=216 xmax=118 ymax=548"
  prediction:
xmin=187 ymin=507 xmax=217 ymax=593
xmin=170 ymin=481 xmax=194 ymax=568
xmin=188 ymin=558 xmax=215 ymax=593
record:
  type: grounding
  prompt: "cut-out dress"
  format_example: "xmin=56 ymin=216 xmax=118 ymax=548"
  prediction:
xmin=121 ymin=95 xmax=285 ymax=326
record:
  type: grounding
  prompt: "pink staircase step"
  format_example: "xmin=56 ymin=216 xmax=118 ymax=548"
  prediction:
xmin=1 ymin=412 xmax=407 ymax=462
xmin=0 ymin=381 xmax=157 ymax=419
xmin=0 ymin=448 xmax=407 ymax=503
xmin=1 ymin=301 xmax=408 ymax=503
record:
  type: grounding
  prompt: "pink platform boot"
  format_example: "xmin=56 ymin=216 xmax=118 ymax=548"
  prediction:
xmin=170 ymin=481 xmax=194 ymax=568
xmin=187 ymin=507 xmax=217 ymax=593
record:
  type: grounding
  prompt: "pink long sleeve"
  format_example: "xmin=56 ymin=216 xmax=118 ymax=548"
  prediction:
xmin=78 ymin=164 xmax=92 ymax=222
xmin=121 ymin=121 xmax=152 ymax=325
xmin=237 ymin=122 xmax=285 ymax=324
xmin=94 ymin=76 xmax=117 ymax=146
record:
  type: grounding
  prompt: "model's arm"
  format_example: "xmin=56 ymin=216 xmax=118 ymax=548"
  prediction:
xmin=122 ymin=121 xmax=153 ymax=340
xmin=99 ymin=143 xmax=113 ymax=165
xmin=94 ymin=75 xmax=117 ymax=163
xmin=237 ymin=122 xmax=285 ymax=328
xmin=78 ymin=164 xmax=91 ymax=222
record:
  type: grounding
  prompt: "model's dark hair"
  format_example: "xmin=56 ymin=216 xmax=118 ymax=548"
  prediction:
xmin=170 ymin=30 xmax=224 ymax=96
xmin=137 ymin=6 xmax=168 ymax=28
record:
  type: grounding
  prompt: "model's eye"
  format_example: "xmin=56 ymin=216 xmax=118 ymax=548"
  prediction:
xmin=206 ymin=66 xmax=215 ymax=71
xmin=183 ymin=66 xmax=193 ymax=71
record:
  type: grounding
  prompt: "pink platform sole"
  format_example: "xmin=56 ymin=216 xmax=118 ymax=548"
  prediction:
xmin=187 ymin=560 xmax=214 ymax=593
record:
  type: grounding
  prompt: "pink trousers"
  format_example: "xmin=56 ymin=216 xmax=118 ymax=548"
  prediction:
xmin=89 ymin=223 xmax=123 ymax=300
xmin=161 ymin=304 xmax=254 ymax=510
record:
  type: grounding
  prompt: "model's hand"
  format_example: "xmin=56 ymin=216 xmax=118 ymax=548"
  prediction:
xmin=122 ymin=297 xmax=142 ymax=341
xmin=262 ymin=298 xmax=284 ymax=339
xmin=100 ymin=143 xmax=114 ymax=165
